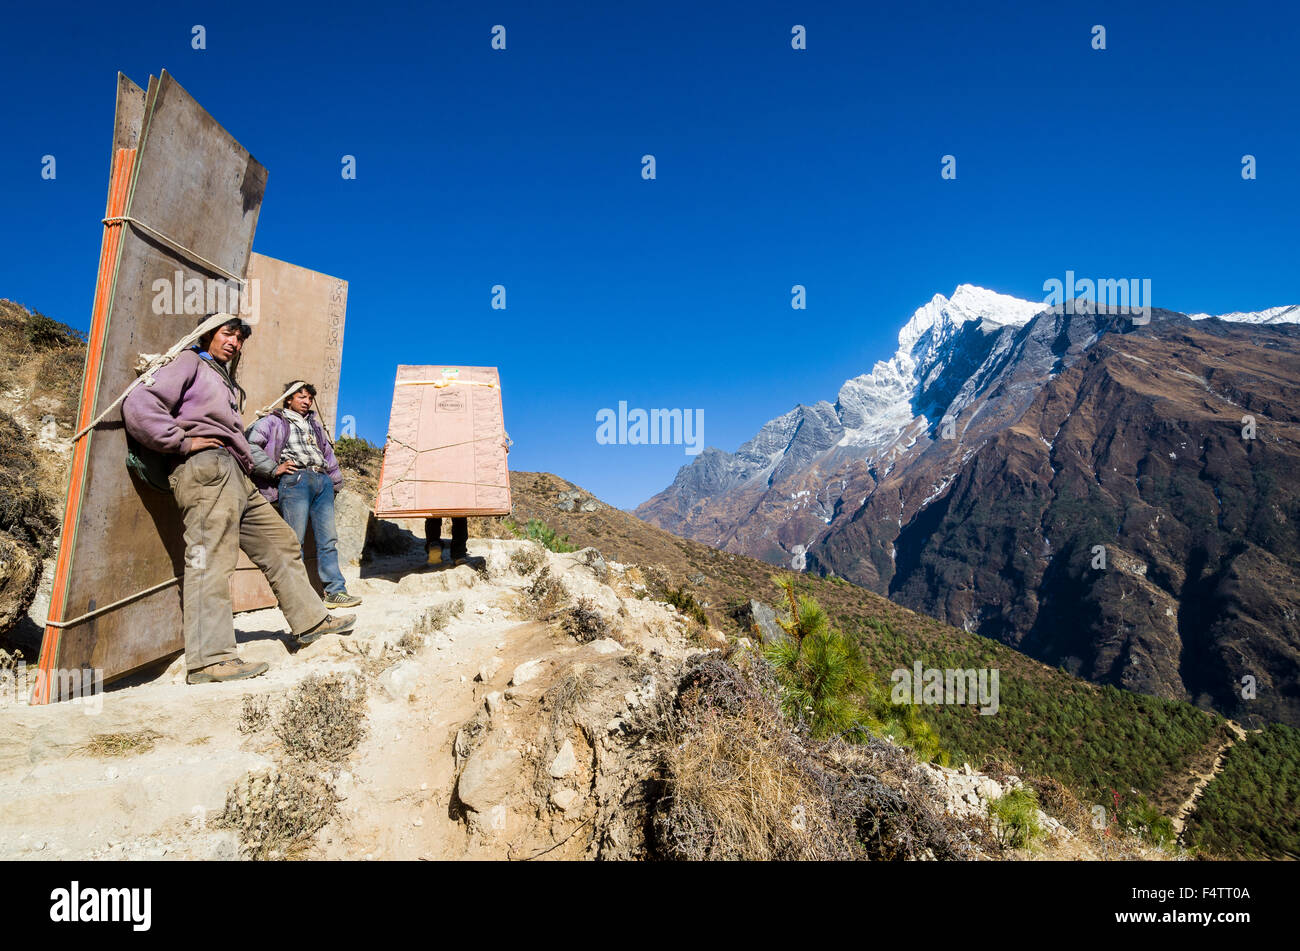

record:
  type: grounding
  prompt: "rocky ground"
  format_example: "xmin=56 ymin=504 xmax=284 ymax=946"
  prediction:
xmin=0 ymin=520 xmax=1172 ymax=861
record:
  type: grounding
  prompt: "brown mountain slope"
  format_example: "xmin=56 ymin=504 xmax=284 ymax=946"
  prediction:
xmin=876 ymin=324 xmax=1300 ymax=728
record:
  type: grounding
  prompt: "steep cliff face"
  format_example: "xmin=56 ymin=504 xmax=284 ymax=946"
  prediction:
xmin=884 ymin=323 xmax=1300 ymax=726
xmin=637 ymin=288 xmax=1300 ymax=725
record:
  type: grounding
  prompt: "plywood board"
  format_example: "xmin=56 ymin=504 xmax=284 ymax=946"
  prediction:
xmin=230 ymin=252 xmax=348 ymax=612
xmin=374 ymin=366 xmax=512 ymax=518
xmin=33 ymin=71 xmax=267 ymax=702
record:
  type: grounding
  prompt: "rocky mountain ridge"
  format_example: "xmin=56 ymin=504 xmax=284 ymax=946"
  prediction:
xmin=637 ymin=287 xmax=1300 ymax=726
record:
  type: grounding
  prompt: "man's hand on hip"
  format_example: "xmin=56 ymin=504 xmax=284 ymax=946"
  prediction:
xmin=187 ymin=437 xmax=224 ymax=453
xmin=274 ymin=460 xmax=301 ymax=476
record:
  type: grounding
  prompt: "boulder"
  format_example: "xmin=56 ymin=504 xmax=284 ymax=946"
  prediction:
xmin=510 ymin=659 xmax=545 ymax=686
xmin=457 ymin=745 xmax=521 ymax=813
xmin=549 ymin=739 xmax=576 ymax=779
xmin=378 ymin=659 xmax=421 ymax=701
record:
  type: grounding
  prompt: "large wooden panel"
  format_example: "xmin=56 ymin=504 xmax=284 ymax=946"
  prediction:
xmin=33 ymin=72 xmax=267 ymax=702
xmin=375 ymin=366 xmax=512 ymax=518
xmin=230 ymin=252 xmax=348 ymax=612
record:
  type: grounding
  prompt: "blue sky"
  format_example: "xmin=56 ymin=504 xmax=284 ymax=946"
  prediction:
xmin=4 ymin=0 xmax=1297 ymax=509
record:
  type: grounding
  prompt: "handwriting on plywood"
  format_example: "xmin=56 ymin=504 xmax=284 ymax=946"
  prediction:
xmin=375 ymin=365 xmax=511 ymax=517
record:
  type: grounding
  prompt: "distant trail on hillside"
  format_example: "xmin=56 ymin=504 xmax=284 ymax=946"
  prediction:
xmin=1172 ymin=720 xmax=1249 ymax=838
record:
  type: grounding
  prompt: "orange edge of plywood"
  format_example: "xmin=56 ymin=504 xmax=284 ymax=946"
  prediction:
xmin=32 ymin=147 xmax=135 ymax=704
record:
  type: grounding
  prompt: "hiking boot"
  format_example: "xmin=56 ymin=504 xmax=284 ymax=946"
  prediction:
xmin=426 ymin=546 xmax=444 ymax=566
xmin=187 ymin=658 xmax=269 ymax=684
xmin=297 ymin=612 xmax=356 ymax=647
xmin=450 ymin=551 xmax=469 ymax=566
xmin=325 ymin=591 xmax=362 ymax=609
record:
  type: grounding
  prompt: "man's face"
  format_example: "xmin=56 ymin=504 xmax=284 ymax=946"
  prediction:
xmin=206 ymin=325 xmax=245 ymax=364
xmin=288 ymin=389 xmax=314 ymax=414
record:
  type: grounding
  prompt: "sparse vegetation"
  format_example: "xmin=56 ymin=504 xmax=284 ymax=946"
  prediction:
xmin=78 ymin=730 xmax=162 ymax=757
xmin=332 ymin=435 xmax=382 ymax=473
xmin=509 ymin=543 xmax=546 ymax=576
xmin=217 ymin=764 xmax=338 ymax=860
xmin=663 ymin=586 xmax=708 ymax=626
xmin=651 ymin=652 xmax=970 ymax=861
xmin=273 ymin=673 xmax=368 ymax=762
xmin=238 ymin=695 xmax=271 ymax=735
xmin=505 ymin=517 xmax=578 ymax=553
xmin=564 ymin=596 xmax=611 ymax=642
xmin=523 ymin=565 xmax=569 ymax=617
xmin=987 ymin=786 xmax=1044 ymax=850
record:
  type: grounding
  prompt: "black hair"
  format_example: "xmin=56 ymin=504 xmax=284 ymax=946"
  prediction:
xmin=282 ymin=382 xmax=317 ymax=408
xmin=196 ymin=314 xmax=252 ymax=348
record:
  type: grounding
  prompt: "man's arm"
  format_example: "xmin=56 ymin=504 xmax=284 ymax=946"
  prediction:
xmin=122 ymin=353 xmax=200 ymax=456
xmin=316 ymin=418 xmax=343 ymax=489
xmin=247 ymin=416 xmax=277 ymax=479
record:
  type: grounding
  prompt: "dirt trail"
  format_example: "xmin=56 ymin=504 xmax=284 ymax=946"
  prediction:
xmin=0 ymin=536 xmax=695 ymax=860
xmin=1171 ymin=719 xmax=1248 ymax=838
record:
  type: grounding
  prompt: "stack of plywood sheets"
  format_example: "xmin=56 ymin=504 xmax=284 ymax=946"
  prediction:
xmin=374 ymin=366 xmax=512 ymax=518
xmin=230 ymin=253 xmax=348 ymax=611
xmin=32 ymin=71 xmax=347 ymax=701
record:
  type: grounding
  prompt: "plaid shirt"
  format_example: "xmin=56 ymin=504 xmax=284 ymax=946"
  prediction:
xmin=280 ymin=409 xmax=327 ymax=469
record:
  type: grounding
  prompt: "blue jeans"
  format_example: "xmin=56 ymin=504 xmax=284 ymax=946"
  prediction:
xmin=277 ymin=470 xmax=346 ymax=595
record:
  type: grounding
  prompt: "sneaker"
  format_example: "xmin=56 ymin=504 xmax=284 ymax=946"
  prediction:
xmin=187 ymin=658 xmax=269 ymax=684
xmin=297 ymin=612 xmax=357 ymax=647
xmin=426 ymin=546 xmax=442 ymax=566
xmin=450 ymin=552 xmax=470 ymax=566
xmin=325 ymin=591 xmax=362 ymax=609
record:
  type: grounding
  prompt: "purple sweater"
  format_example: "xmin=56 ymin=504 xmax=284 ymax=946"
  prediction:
xmin=121 ymin=349 xmax=256 ymax=474
xmin=246 ymin=410 xmax=342 ymax=503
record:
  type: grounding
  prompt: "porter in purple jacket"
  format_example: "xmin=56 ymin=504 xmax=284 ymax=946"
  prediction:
xmin=246 ymin=410 xmax=342 ymax=503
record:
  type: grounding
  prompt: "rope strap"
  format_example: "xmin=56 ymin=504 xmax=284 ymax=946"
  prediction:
xmin=396 ymin=379 xmax=498 ymax=388
xmin=253 ymin=380 xmax=308 ymax=419
xmin=73 ymin=312 xmax=236 ymax=441
xmin=102 ymin=214 xmax=247 ymax=286
xmin=44 ymin=577 xmax=179 ymax=629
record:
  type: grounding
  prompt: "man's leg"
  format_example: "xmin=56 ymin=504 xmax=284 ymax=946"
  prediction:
xmin=450 ymin=517 xmax=469 ymax=560
xmin=309 ymin=474 xmax=347 ymax=595
xmin=238 ymin=476 xmax=329 ymax=636
xmin=170 ymin=451 xmax=243 ymax=672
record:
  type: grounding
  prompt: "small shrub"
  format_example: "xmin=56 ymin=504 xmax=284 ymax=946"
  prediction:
xmin=274 ymin=673 xmax=368 ymax=762
xmin=987 ymin=786 xmax=1044 ymax=850
xmin=238 ymin=695 xmax=271 ymax=734
xmin=333 ymin=435 xmax=382 ymax=472
xmin=564 ymin=596 xmax=611 ymax=642
xmin=664 ymin=586 xmax=708 ymax=626
xmin=509 ymin=544 xmax=545 ymax=576
xmin=25 ymin=311 xmax=84 ymax=349
xmin=523 ymin=566 xmax=570 ymax=618
xmin=217 ymin=764 xmax=337 ymax=860
xmin=413 ymin=598 xmax=464 ymax=635
xmin=520 ymin=518 xmax=577 ymax=553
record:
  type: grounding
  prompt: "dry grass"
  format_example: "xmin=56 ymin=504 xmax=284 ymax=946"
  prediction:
xmin=522 ymin=566 xmax=569 ymax=619
xmin=273 ymin=673 xmax=368 ymax=762
xmin=217 ymin=764 xmax=338 ymax=860
xmin=79 ymin=730 xmax=162 ymax=757
xmin=238 ymin=695 xmax=271 ymax=735
xmin=649 ymin=652 xmax=974 ymax=861
xmin=563 ymin=597 xmax=611 ymax=643
xmin=658 ymin=707 xmax=852 ymax=860
xmin=509 ymin=544 xmax=546 ymax=576
xmin=399 ymin=598 xmax=465 ymax=651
